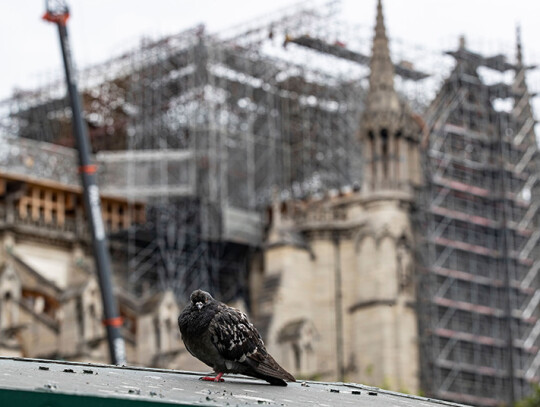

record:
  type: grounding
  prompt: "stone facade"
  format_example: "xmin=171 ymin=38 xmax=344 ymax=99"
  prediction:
xmin=254 ymin=191 xmax=420 ymax=391
xmin=251 ymin=0 xmax=423 ymax=392
xmin=0 ymin=171 xmax=205 ymax=371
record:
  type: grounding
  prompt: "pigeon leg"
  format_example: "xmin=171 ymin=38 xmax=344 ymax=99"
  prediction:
xmin=200 ymin=372 xmax=224 ymax=382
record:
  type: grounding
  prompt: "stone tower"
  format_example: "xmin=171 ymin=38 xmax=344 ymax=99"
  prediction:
xmin=350 ymin=0 xmax=422 ymax=391
xmin=253 ymin=0 xmax=423 ymax=392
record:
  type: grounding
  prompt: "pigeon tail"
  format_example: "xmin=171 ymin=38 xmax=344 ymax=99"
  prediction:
xmin=252 ymin=372 xmax=288 ymax=386
xmin=246 ymin=352 xmax=296 ymax=385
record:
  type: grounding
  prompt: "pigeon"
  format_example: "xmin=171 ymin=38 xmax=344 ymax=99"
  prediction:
xmin=178 ymin=289 xmax=296 ymax=386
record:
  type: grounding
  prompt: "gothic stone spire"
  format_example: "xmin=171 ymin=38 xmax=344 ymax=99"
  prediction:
xmin=359 ymin=0 xmax=422 ymax=192
xmin=363 ymin=0 xmax=400 ymax=131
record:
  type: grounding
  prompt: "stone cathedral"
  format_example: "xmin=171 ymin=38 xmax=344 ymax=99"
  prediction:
xmin=1 ymin=0 xmax=537 ymax=403
xmin=250 ymin=0 xmax=423 ymax=392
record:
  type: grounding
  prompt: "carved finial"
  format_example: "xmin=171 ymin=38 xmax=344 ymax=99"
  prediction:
xmin=362 ymin=0 xmax=400 ymax=123
xmin=375 ymin=0 xmax=385 ymax=40
xmin=369 ymin=0 xmax=395 ymax=93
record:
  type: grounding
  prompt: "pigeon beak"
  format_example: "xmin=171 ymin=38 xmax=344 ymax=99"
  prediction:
xmin=196 ymin=302 xmax=203 ymax=310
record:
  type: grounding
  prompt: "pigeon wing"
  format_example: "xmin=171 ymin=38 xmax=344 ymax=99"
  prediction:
xmin=208 ymin=306 xmax=262 ymax=363
xmin=208 ymin=306 xmax=295 ymax=382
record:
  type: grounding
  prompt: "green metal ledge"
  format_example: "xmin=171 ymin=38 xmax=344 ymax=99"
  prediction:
xmin=0 ymin=388 xmax=191 ymax=407
xmin=0 ymin=357 xmax=469 ymax=406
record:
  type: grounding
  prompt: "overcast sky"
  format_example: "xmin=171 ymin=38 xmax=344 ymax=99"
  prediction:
xmin=1 ymin=0 xmax=539 ymax=101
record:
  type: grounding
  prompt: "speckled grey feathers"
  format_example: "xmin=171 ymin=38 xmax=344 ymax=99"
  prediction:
xmin=178 ymin=290 xmax=295 ymax=386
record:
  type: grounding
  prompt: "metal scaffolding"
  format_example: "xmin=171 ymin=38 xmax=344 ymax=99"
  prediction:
xmin=0 ymin=2 xmax=380 ymax=304
xmin=418 ymin=37 xmax=540 ymax=406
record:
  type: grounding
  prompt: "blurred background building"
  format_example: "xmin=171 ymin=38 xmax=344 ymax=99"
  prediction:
xmin=0 ymin=1 xmax=538 ymax=406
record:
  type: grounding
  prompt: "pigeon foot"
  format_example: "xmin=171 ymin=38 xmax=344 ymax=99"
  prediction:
xmin=200 ymin=372 xmax=224 ymax=382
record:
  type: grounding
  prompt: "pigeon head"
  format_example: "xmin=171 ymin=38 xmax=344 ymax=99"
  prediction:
xmin=190 ymin=289 xmax=213 ymax=310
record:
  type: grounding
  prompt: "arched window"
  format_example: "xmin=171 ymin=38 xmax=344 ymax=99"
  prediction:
xmin=292 ymin=343 xmax=301 ymax=371
xmin=3 ymin=291 xmax=13 ymax=326
xmin=89 ymin=303 xmax=98 ymax=338
xmin=154 ymin=318 xmax=161 ymax=352
xmin=381 ymin=128 xmax=389 ymax=182
xmin=164 ymin=318 xmax=172 ymax=351
xmin=368 ymin=131 xmax=376 ymax=187
xmin=278 ymin=319 xmax=318 ymax=375
xmin=395 ymin=131 xmax=402 ymax=181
